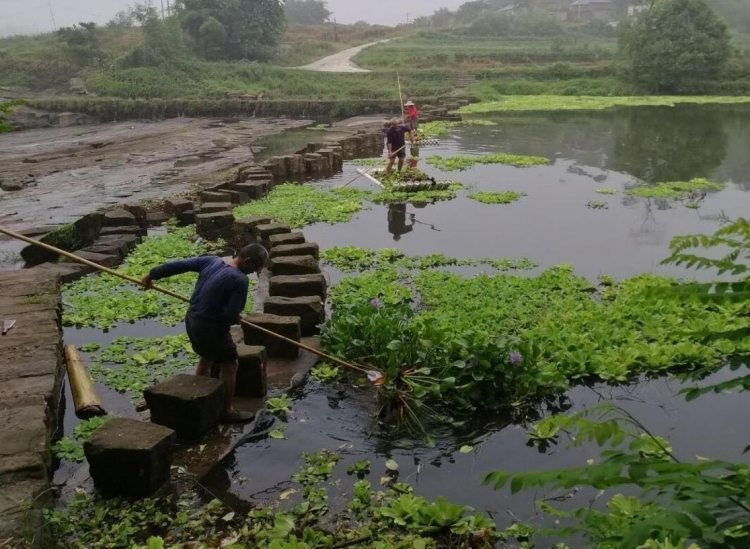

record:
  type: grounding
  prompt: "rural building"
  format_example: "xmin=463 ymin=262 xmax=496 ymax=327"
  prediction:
xmin=568 ymin=0 xmax=617 ymax=21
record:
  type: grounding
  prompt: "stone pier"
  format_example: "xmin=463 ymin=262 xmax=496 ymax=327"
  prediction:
xmin=0 ymin=270 xmax=65 ymax=545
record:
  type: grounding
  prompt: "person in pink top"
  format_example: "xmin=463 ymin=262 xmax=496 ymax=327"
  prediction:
xmin=404 ymin=100 xmax=420 ymax=131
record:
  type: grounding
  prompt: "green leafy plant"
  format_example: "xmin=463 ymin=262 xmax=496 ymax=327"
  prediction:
xmin=346 ymin=460 xmax=371 ymax=478
xmin=420 ymin=119 xmax=496 ymax=137
xmin=233 ymin=184 xmax=369 ymax=228
xmin=426 ymin=153 xmax=549 ymax=171
xmin=625 ymin=178 xmax=725 ymax=200
xmin=468 ymin=191 xmax=526 ymax=205
xmin=52 ymin=416 xmax=111 ymax=463
xmin=309 ymin=363 xmax=342 ymax=382
xmin=267 ymin=395 xmax=293 ymax=417
xmin=595 ymin=187 xmax=618 ymax=195
xmin=586 ymin=200 xmax=609 ymax=210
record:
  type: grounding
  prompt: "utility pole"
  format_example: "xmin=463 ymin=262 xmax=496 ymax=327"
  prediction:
xmin=47 ymin=0 xmax=57 ymax=31
xmin=160 ymin=0 xmax=165 ymax=19
xmin=406 ymin=12 xmax=411 ymax=25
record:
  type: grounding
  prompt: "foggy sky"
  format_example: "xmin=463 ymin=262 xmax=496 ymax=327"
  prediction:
xmin=1 ymin=0 xmax=467 ymax=36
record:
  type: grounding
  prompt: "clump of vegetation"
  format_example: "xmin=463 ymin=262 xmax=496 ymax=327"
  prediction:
xmin=420 ymin=119 xmax=496 ymax=137
xmin=595 ymin=187 xmax=618 ymax=195
xmin=370 ymin=183 xmax=464 ymax=205
xmin=586 ymin=200 xmax=609 ymax=210
xmin=44 ymin=450 xmax=498 ymax=548
xmin=0 ymin=99 xmax=26 ymax=133
xmin=468 ymin=191 xmax=526 ymax=205
xmin=52 ymin=416 xmax=110 ymax=463
xmin=233 ymin=184 xmax=369 ymax=228
xmin=458 ymin=95 xmax=750 ymax=114
xmin=63 ymin=225 xmax=240 ymax=329
xmin=321 ymin=259 xmax=749 ymax=431
xmin=86 ymin=335 xmax=195 ymax=396
xmin=625 ymin=178 xmax=725 ymax=199
xmin=426 ymin=153 xmax=549 ymax=171
xmin=321 ymin=246 xmax=537 ymax=273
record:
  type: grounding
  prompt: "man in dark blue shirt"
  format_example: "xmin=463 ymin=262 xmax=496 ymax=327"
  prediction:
xmin=385 ymin=117 xmax=413 ymax=176
xmin=142 ymin=244 xmax=268 ymax=422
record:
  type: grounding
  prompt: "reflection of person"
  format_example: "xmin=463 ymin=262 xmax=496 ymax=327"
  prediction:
xmin=405 ymin=100 xmax=420 ymax=131
xmin=386 ymin=118 xmax=412 ymax=175
xmin=388 ymin=203 xmax=415 ymax=241
xmin=141 ymin=244 xmax=269 ymax=423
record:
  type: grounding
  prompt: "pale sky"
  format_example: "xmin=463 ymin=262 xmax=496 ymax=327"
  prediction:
xmin=0 ymin=0 xmax=467 ymax=36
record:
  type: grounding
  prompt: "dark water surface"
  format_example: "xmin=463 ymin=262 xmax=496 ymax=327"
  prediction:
xmin=59 ymin=106 xmax=750 ymax=531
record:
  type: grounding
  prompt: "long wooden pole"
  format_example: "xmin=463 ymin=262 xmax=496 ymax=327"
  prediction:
xmin=397 ymin=72 xmax=405 ymax=118
xmin=0 ymin=227 xmax=380 ymax=379
xmin=64 ymin=344 xmax=106 ymax=418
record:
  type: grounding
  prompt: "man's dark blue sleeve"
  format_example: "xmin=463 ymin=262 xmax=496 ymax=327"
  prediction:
xmin=149 ymin=256 xmax=212 ymax=280
xmin=224 ymin=277 xmax=249 ymax=325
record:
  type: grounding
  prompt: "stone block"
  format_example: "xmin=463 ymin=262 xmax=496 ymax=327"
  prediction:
xmin=268 ymin=232 xmax=305 ymax=247
xmin=269 ymin=274 xmax=327 ymax=300
xmin=269 ymin=242 xmax=320 ymax=260
xmin=70 ymin=250 xmax=121 ymax=268
xmin=30 ymin=262 xmax=90 ymax=284
xmin=84 ymin=417 xmax=176 ymax=496
xmin=222 ymin=189 xmax=249 ymax=204
xmin=82 ymin=234 xmax=140 ymax=259
xmin=144 ymin=374 xmax=224 ymax=440
xmin=196 ymin=212 xmax=233 ymax=241
xmin=304 ymin=153 xmax=326 ymax=174
xmin=21 ymin=213 xmax=104 ymax=265
xmin=244 ymin=172 xmax=273 ymax=182
xmin=178 ymin=209 xmax=195 ymax=226
xmin=231 ymin=181 xmax=269 ymax=199
xmin=232 ymin=216 xmax=272 ymax=247
xmin=242 ymin=314 xmax=301 ymax=359
xmin=145 ymin=211 xmax=170 ymax=226
xmin=103 ymin=209 xmax=136 ymax=227
xmin=99 ymin=226 xmax=144 ymax=237
xmin=269 ymin=255 xmax=320 ymax=276
xmin=253 ymin=223 xmax=292 ymax=242
xmin=235 ymin=345 xmax=267 ymax=397
xmin=282 ymin=155 xmax=305 ymax=176
xmin=124 ymin=203 xmax=148 ymax=227
xmin=200 ymin=191 xmax=232 ymax=203
xmin=164 ymin=198 xmax=193 ymax=216
xmin=264 ymin=296 xmax=324 ymax=336
xmin=198 ymin=202 xmax=233 ymax=214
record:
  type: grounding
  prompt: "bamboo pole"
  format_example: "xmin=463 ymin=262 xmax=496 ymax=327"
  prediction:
xmin=64 ymin=344 xmax=106 ymax=418
xmin=0 ymin=227 xmax=382 ymax=381
xmin=397 ymin=72 xmax=405 ymax=118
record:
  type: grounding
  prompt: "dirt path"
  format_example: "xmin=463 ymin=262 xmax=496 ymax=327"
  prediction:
xmin=298 ymin=39 xmax=389 ymax=73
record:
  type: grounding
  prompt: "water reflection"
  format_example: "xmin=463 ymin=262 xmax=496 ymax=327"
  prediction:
xmin=387 ymin=203 xmax=415 ymax=241
xmin=612 ymin=106 xmax=729 ymax=183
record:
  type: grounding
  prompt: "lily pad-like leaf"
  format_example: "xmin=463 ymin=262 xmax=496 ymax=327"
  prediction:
xmin=385 ymin=458 xmax=399 ymax=471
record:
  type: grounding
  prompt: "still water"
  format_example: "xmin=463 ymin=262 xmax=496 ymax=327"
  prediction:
xmin=206 ymin=105 xmax=750 ymax=526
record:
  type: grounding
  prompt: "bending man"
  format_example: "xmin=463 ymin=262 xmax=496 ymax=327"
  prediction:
xmin=142 ymin=244 xmax=269 ymax=422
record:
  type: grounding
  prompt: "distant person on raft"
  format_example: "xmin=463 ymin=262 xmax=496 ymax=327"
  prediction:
xmin=404 ymin=100 xmax=420 ymax=131
xmin=386 ymin=117 xmax=413 ymax=176
xmin=141 ymin=244 xmax=269 ymax=423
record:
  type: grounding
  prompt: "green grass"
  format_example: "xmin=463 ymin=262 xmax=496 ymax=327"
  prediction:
xmin=459 ymin=95 xmax=750 ymax=113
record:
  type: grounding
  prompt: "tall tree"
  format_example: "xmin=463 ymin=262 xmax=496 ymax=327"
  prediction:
xmin=620 ymin=0 xmax=731 ymax=93
xmin=177 ymin=0 xmax=285 ymax=61
xmin=284 ymin=0 xmax=331 ymax=25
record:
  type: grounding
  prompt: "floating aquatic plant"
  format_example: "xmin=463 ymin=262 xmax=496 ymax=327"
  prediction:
xmin=469 ymin=191 xmax=527 ymax=204
xmin=595 ymin=187 xmax=618 ymax=195
xmin=426 ymin=153 xmax=549 ymax=171
xmin=586 ymin=200 xmax=609 ymax=210
xmin=625 ymin=178 xmax=725 ymax=200
xmin=421 ymin=119 xmax=496 ymax=137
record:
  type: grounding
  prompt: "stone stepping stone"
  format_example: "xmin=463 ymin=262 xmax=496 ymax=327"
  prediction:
xmin=242 ymin=314 xmax=301 ymax=360
xmin=264 ymin=296 xmax=324 ymax=336
xmin=200 ymin=191 xmax=232 ymax=203
xmin=253 ymin=223 xmax=292 ymax=242
xmin=84 ymin=417 xmax=176 ymax=496
xmin=196 ymin=212 xmax=233 ymax=241
xmin=198 ymin=202 xmax=233 ymax=214
xmin=144 ymin=374 xmax=224 ymax=441
xmin=269 ymin=255 xmax=320 ymax=276
xmin=269 ymin=274 xmax=327 ymax=300
xmin=268 ymin=232 xmax=305 ymax=247
xmin=270 ymin=242 xmax=319 ymax=260
xmin=103 ymin=209 xmax=136 ymax=227
xmin=235 ymin=345 xmax=267 ymax=397
xmin=231 ymin=181 xmax=269 ymax=199
xmin=165 ymin=198 xmax=194 ymax=216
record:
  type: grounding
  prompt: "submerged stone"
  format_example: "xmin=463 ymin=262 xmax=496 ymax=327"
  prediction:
xmin=235 ymin=345 xmax=267 ymax=397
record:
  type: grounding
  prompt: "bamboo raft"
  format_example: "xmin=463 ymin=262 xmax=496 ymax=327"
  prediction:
xmin=356 ymin=169 xmax=454 ymax=192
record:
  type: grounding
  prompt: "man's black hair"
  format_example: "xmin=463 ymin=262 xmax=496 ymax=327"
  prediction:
xmin=237 ymin=243 xmax=268 ymax=270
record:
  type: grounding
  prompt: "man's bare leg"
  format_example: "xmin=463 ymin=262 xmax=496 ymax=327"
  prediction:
xmin=217 ymin=360 xmax=254 ymax=422
xmin=386 ymin=156 xmax=395 ymax=175
xmin=397 ymin=156 xmax=405 ymax=171
xmin=196 ymin=357 xmax=212 ymax=376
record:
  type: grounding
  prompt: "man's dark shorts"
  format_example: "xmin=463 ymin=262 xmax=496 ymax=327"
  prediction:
xmin=393 ymin=149 xmax=406 ymax=159
xmin=185 ymin=313 xmax=238 ymax=363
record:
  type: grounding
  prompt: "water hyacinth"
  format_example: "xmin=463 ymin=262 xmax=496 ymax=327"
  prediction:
xmin=370 ymin=298 xmax=383 ymax=309
xmin=509 ymin=351 xmax=523 ymax=366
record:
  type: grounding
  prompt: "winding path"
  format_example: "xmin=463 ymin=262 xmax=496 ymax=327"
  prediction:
xmin=298 ymin=39 xmax=389 ymax=73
